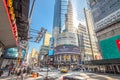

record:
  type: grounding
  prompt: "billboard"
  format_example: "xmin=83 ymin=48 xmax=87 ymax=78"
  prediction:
xmin=54 ymin=45 xmax=80 ymax=55
xmin=1 ymin=47 xmax=26 ymax=59
xmin=56 ymin=32 xmax=78 ymax=46
xmin=43 ymin=32 xmax=51 ymax=46
xmin=48 ymin=49 xmax=54 ymax=56
xmin=99 ymin=35 xmax=120 ymax=59
xmin=89 ymin=0 xmax=120 ymax=31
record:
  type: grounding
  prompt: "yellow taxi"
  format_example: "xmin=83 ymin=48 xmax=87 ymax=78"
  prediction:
xmin=60 ymin=67 xmax=68 ymax=73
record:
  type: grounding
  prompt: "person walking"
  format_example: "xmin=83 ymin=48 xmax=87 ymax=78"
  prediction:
xmin=21 ymin=68 xmax=27 ymax=80
xmin=8 ymin=65 xmax=12 ymax=76
xmin=16 ymin=68 xmax=21 ymax=80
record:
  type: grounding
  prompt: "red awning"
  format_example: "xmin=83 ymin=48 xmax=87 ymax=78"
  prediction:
xmin=0 ymin=0 xmax=18 ymax=48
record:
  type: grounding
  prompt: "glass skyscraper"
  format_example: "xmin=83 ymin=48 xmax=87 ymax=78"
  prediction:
xmin=52 ymin=0 xmax=68 ymax=37
xmin=52 ymin=0 xmax=68 ymax=47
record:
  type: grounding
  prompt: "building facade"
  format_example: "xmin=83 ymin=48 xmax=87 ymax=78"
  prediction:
xmin=53 ymin=0 xmax=80 ymax=68
xmin=84 ymin=9 xmax=102 ymax=60
xmin=88 ymin=0 xmax=120 ymax=59
xmin=88 ymin=0 xmax=120 ymax=74
xmin=39 ymin=32 xmax=52 ymax=66
xmin=77 ymin=23 xmax=92 ymax=61
xmin=52 ymin=0 xmax=68 ymax=47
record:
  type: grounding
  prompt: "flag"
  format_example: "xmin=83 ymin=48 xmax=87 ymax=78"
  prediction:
xmin=116 ymin=39 xmax=120 ymax=52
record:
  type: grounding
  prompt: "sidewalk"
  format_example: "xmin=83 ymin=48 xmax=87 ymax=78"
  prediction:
xmin=0 ymin=72 xmax=29 ymax=80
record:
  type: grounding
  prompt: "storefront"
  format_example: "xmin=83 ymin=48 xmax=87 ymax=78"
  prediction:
xmin=54 ymin=45 xmax=80 ymax=68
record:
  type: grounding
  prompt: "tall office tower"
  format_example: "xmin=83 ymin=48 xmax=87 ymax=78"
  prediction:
xmin=88 ymin=0 xmax=120 ymax=73
xmin=77 ymin=23 xmax=92 ymax=61
xmin=52 ymin=0 xmax=68 ymax=47
xmin=53 ymin=0 xmax=80 ymax=67
xmin=65 ymin=0 xmax=76 ymax=33
xmin=88 ymin=0 xmax=120 ymax=59
xmin=53 ymin=0 xmax=61 ymax=37
xmin=84 ymin=9 xmax=102 ymax=60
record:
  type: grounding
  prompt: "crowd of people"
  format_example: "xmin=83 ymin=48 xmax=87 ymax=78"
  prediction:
xmin=0 ymin=62 xmax=31 ymax=80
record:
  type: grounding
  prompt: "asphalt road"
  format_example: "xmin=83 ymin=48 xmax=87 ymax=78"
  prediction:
xmin=26 ymin=70 xmax=120 ymax=80
xmin=1 ymin=70 xmax=120 ymax=80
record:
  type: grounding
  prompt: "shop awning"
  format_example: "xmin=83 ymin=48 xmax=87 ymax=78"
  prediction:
xmin=85 ymin=58 xmax=120 ymax=65
xmin=0 ymin=0 xmax=18 ymax=48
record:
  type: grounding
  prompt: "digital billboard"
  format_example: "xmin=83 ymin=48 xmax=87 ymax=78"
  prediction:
xmin=89 ymin=0 xmax=120 ymax=31
xmin=43 ymin=32 xmax=51 ymax=46
xmin=56 ymin=32 xmax=78 ymax=46
xmin=2 ymin=47 xmax=26 ymax=59
xmin=54 ymin=45 xmax=80 ymax=55
xmin=99 ymin=35 xmax=120 ymax=59
xmin=48 ymin=49 xmax=54 ymax=56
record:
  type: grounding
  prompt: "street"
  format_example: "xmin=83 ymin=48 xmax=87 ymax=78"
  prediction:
xmin=1 ymin=70 xmax=120 ymax=80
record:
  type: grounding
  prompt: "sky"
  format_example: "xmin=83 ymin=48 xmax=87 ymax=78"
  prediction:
xmin=28 ymin=0 xmax=55 ymax=54
xmin=28 ymin=0 xmax=88 ymax=54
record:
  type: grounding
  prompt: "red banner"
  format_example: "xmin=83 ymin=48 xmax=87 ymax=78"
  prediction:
xmin=116 ymin=39 xmax=120 ymax=52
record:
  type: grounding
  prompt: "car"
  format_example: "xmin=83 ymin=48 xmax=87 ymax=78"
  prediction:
xmin=40 ymin=67 xmax=51 ymax=72
xmin=60 ymin=67 xmax=68 ymax=73
xmin=72 ymin=67 xmax=81 ymax=71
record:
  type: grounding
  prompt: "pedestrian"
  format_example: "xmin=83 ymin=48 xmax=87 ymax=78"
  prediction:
xmin=8 ymin=65 xmax=12 ymax=76
xmin=16 ymin=68 xmax=21 ymax=80
xmin=21 ymin=68 xmax=26 ymax=80
xmin=27 ymin=66 xmax=31 ymax=74
xmin=0 ymin=68 xmax=3 ymax=76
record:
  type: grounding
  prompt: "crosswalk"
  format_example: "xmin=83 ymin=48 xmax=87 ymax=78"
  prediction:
xmin=1 ymin=71 xmax=120 ymax=80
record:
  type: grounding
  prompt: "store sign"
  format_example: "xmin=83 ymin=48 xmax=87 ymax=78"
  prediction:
xmin=2 ymin=47 xmax=26 ymax=59
xmin=54 ymin=45 xmax=80 ymax=55
xmin=4 ymin=0 xmax=18 ymax=42
xmin=99 ymin=35 xmax=120 ymax=59
xmin=116 ymin=39 xmax=120 ymax=52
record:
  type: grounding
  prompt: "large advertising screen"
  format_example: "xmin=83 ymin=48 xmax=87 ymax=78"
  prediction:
xmin=54 ymin=45 xmax=80 ymax=55
xmin=43 ymin=32 xmax=51 ymax=46
xmin=99 ymin=35 xmax=120 ymax=59
xmin=2 ymin=47 xmax=26 ymax=59
xmin=56 ymin=32 xmax=78 ymax=46
xmin=89 ymin=0 xmax=120 ymax=31
xmin=48 ymin=49 xmax=54 ymax=56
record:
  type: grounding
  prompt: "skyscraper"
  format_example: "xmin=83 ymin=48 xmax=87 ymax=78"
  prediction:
xmin=53 ymin=0 xmax=77 ymax=47
xmin=88 ymin=0 xmax=120 ymax=59
xmin=84 ymin=9 xmax=102 ymax=60
xmin=53 ymin=0 xmax=80 ymax=68
xmin=52 ymin=0 xmax=68 ymax=47
xmin=65 ymin=0 xmax=76 ymax=33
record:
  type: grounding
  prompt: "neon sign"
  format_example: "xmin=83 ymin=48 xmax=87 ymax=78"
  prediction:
xmin=4 ymin=0 xmax=18 ymax=43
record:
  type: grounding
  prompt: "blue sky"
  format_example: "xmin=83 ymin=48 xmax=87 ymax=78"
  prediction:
xmin=28 ymin=0 xmax=55 ymax=53
xmin=28 ymin=0 xmax=87 ymax=54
